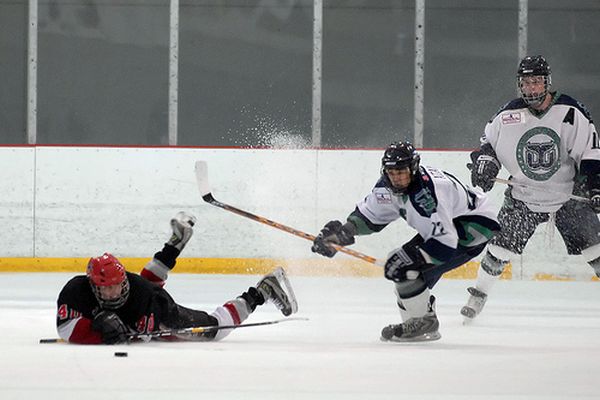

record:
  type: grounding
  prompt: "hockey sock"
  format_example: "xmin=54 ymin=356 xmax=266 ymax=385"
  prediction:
xmin=397 ymin=289 xmax=431 ymax=319
xmin=210 ymin=298 xmax=252 ymax=341
xmin=475 ymin=265 xmax=500 ymax=295
xmin=140 ymin=245 xmax=180 ymax=287
xmin=476 ymin=250 xmax=509 ymax=294
xmin=239 ymin=287 xmax=266 ymax=312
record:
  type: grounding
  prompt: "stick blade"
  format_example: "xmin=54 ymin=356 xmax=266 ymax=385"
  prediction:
xmin=194 ymin=160 xmax=211 ymax=197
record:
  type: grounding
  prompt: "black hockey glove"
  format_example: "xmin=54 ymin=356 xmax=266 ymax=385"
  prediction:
xmin=580 ymin=160 xmax=600 ymax=213
xmin=92 ymin=311 xmax=129 ymax=344
xmin=468 ymin=147 xmax=501 ymax=192
xmin=384 ymin=242 xmax=427 ymax=282
xmin=311 ymin=220 xmax=356 ymax=258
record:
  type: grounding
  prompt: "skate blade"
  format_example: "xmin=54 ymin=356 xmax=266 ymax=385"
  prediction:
xmin=381 ymin=331 xmax=442 ymax=343
xmin=272 ymin=267 xmax=298 ymax=315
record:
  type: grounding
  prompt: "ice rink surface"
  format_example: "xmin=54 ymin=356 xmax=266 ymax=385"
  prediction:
xmin=1 ymin=272 xmax=599 ymax=400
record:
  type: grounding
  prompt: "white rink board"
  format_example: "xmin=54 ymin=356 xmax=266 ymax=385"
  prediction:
xmin=0 ymin=147 xmax=34 ymax=256
xmin=2 ymin=146 xmax=598 ymax=279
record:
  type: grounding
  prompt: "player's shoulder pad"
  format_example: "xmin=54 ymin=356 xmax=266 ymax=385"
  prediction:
xmin=374 ymin=176 xmax=387 ymax=189
xmin=489 ymin=98 xmax=526 ymax=122
xmin=421 ymin=165 xmax=448 ymax=182
xmin=554 ymin=93 xmax=594 ymax=123
xmin=63 ymin=275 xmax=89 ymax=290
xmin=58 ymin=275 xmax=94 ymax=304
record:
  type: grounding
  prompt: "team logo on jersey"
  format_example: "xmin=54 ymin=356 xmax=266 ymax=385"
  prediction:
xmin=413 ymin=189 xmax=436 ymax=216
xmin=502 ymin=112 xmax=522 ymax=125
xmin=516 ymin=127 xmax=561 ymax=181
xmin=376 ymin=192 xmax=392 ymax=204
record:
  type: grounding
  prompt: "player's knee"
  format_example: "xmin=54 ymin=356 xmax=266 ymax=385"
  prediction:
xmin=481 ymin=249 xmax=509 ymax=276
xmin=394 ymin=278 xmax=427 ymax=299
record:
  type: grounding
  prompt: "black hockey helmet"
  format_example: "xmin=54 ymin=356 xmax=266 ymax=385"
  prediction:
xmin=381 ymin=141 xmax=421 ymax=194
xmin=516 ymin=55 xmax=552 ymax=106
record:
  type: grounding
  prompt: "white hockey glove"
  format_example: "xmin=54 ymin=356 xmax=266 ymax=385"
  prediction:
xmin=311 ymin=220 xmax=356 ymax=258
xmin=167 ymin=211 xmax=196 ymax=251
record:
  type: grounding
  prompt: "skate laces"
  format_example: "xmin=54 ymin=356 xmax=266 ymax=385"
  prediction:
xmin=402 ymin=319 xmax=422 ymax=334
xmin=466 ymin=287 xmax=487 ymax=309
xmin=261 ymin=277 xmax=289 ymax=311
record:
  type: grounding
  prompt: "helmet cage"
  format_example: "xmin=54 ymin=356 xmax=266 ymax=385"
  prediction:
xmin=87 ymin=253 xmax=130 ymax=309
xmin=517 ymin=75 xmax=551 ymax=107
xmin=516 ymin=55 xmax=552 ymax=107
xmin=89 ymin=279 xmax=130 ymax=309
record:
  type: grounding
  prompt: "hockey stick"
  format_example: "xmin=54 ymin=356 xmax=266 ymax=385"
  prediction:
xmin=493 ymin=177 xmax=590 ymax=202
xmin=39 ymin=317 xmax=308 ymax=344
xmin=194 ymin=160 xmax=385 ymax=267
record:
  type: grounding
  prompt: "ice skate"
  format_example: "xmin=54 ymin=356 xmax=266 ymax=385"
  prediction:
xmin=167 ymin=212 xmax=196 ymax=251
xmin=380 ymin=313 xmax=441 ymax=343
xmin=461 ymin=286 xmax=488 ymax=323
xmin=381 ymin=295 xmax=440 ymax=343
xmin=257 ymin=267 xmax=298 ymax=316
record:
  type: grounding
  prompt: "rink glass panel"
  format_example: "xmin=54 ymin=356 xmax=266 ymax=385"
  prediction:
xmin=319 ymin=0 xmax=415 ymax=149
xmin=177 ymin=0 xmax=314 ymax=147
xmin=528 ymin=0 xmax=600 ymax=121
xmin=4 ymin=1 xmax=600 ymax=148
xmin=0 ymin=0 xmax=27 ymax=144
xmin=423 ymin=0 xmax=518 ymax=149
xmin=36 ymin=0 xmax=170 ymax=145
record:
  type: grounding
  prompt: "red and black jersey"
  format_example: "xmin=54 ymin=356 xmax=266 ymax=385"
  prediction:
xmin=56 ymin=272 xmax=215 ymax=344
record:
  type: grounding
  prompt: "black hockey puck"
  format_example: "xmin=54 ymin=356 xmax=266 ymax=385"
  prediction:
xmin=114 ymin=352 xmax=128 ymax=357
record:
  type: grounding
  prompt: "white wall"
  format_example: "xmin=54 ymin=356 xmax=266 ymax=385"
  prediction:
xmin=2 ymin=146 xmax=596 ymax=279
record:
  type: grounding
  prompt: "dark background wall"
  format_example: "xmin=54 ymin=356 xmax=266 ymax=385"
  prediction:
xmin=1 ymin=0 xmax=599 ymax=148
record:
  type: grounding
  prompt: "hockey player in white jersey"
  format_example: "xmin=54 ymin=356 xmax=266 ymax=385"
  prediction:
xmin=462 ymin=55 xmax=600 ymax=322
xmin=311 ymin=142 xmax=500 ymax=342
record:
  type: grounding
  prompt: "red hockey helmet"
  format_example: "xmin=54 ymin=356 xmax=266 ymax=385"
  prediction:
xmin=87 ymin=253 xmax=130 ymax=309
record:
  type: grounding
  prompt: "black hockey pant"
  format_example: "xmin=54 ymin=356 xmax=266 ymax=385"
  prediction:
xmin=491 ymin=191 xmax=600 ymax=256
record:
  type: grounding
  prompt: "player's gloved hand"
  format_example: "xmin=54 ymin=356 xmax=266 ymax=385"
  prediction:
xmin=384 ymin=243 xmax=427 ymax=282
xmin=590 ymin=188 xmax=600 ymax=213
xmin=468 ymin=151 xmax=501 ymax=192
xmin=311 ymin=220 xmax=356 ymax=258
xmin=92 ymin=311 xmax=129 ymax=344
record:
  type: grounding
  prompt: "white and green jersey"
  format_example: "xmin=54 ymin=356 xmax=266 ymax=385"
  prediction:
xmin=350 ymin=166 xmax=499 ymax=264
xmin=482 ymin=92 xmax=600 ymax=212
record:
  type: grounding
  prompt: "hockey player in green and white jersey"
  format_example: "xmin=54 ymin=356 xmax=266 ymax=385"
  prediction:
xmin=311 ymin=142 xmax=500 ymax=342
xmin=462 ymin=55 xmax=600 ymax=322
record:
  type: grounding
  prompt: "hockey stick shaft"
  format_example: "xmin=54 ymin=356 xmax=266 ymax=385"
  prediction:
xmin=493 ymin=177 xmax=590 ymax=202
xmin=130 ymin=316 xmax=308 ymax=340
xmin=39 ymin=317 xmax=308 ymax=344
xmin=195 ymin=161 xmax=384 ymax=267
xmin=203 ymin=193 xmax=382 ymax=266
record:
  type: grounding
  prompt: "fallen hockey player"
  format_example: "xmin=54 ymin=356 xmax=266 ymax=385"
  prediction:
xmin=56 ymin=212 xmax=298 ymax=344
